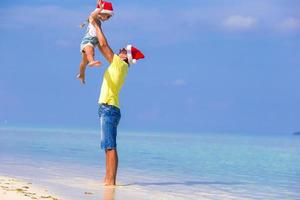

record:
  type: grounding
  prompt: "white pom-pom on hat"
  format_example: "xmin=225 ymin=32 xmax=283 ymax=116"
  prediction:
xmin=126 ymin=44 xmax=145 ymax=65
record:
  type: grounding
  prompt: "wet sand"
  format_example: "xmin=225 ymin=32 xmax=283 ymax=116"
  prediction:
xmin=0 ymin=176 xmax=61 ymax=200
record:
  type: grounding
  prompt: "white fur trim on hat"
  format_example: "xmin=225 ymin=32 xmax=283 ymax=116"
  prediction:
xmin=100 ymin=9 xmax=114 ymax=16
xmin=126 ymin=44 xmax=134 ymax=64
xmin=100 ymin=2 xmax=114 ymax=16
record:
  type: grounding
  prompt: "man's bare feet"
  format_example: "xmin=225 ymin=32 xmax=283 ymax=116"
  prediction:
xmin=104 ymin=179 xmax=115 ymax=186
xmin=88 ymin=60 xmax=101 ymax=67
xmin=104 ymin=184 xmax=117 ymax=189
xmin=103 ymin=176 xmax=108 ymax=184
xmin=77 ymin=74 xmax=85 ymax=84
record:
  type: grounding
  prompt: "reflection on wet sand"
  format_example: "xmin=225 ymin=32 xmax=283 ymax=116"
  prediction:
xmin=103 ymin=186 xmax=116 ymax=200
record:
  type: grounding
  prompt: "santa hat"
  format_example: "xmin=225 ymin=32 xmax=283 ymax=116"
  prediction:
xmin=97 ymin=1 xmax=114 ymax=16
xmin=126 ymin=45 xmax=145 ymax=64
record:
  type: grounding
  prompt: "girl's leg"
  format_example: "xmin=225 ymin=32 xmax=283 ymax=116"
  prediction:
xmin=84 ymin=45 xmax=101 ymax=67
xmin=77 ymin=52 xmax=89 ymax=84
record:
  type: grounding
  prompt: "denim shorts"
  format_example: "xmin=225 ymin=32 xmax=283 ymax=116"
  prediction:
xmin=80 ymin=36 xmax=99 ymax=52
xmin=98 ymin=104 xmax=121 ymax=150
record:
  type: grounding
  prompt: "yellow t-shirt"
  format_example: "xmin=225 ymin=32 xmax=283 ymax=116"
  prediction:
xmin=98 ymin=54 xmax=129 ymax=108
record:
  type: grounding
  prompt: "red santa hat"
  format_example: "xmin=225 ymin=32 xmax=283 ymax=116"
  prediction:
xmin=126 ymin=45 xmax=145 ymax=64
xmin=97 ymin=1 xmax=114 ymax=16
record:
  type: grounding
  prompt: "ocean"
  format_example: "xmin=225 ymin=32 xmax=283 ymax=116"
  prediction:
xmin=0 ymin=127 xmax=299 ymax=200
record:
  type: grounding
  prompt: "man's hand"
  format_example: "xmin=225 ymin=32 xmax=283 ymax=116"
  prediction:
xmin=89 ymin=14 xmax=101 ymax=27
xmin=93 ymin=22 xmax=114 ymax=63
xmin=90 ymin=0 xmax=103 ymax=22
xmin=89 ymin=15 xmax=95 ymax=25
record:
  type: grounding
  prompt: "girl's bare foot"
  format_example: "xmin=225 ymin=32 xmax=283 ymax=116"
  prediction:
xmin=77 ymin=74 xmax=85 ymax=84
xmin=88 ymin=60 xmax=101 ymax=67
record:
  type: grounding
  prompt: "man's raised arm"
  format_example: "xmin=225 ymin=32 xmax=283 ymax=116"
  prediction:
xmin=90 ymin=16 xmax=114 ymax=63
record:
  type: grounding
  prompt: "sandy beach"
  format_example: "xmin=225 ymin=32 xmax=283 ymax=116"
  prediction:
xmin=0 ymin=176 xmax=61 ymax=200
xmin=1 ymin=128 xmax=299 ymax=200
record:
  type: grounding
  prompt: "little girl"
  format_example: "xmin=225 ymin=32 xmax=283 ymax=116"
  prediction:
xmin=77 ymin=0 xmax=114 ymax=84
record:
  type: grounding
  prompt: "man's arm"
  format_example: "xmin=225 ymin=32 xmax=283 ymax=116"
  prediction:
xmin=90 ymin=0 xmax=103 ymax=19
xmin=90 ymin=16 xmax=114 ymax=63
xmin=90 ymin=9 xmax=101 ymax=19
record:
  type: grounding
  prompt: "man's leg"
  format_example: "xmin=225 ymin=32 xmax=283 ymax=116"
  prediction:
xmin=105 ymin=149 xmax=118 ymax=186
xmin=100 ymin=105 xmax=121 ymax=186
xmin=103 ymin=151 xmax=108 ymax=184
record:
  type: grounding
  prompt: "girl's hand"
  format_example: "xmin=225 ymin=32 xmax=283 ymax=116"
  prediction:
xmin=97 ymin=0 xmax=103 ymax=11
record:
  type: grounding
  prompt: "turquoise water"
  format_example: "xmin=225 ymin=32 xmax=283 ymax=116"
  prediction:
xmin=0 ymin=127 xmax=299 ymax=199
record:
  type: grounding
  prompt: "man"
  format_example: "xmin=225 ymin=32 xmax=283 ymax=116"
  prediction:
xmin=89 ymin=16 xmax=145 ymax=186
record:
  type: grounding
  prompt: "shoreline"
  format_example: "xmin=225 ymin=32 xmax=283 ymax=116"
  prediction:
xmin=0 ymin=175 xmax=63 ymax=200
xmin=1 ymin=127 xmax=299 ymax=200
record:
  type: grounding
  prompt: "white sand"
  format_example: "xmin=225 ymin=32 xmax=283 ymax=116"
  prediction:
xmin=0 ymin=175 xmax=249 ymax=200
xmin=0 ymin=176 xmax=61 ymax=200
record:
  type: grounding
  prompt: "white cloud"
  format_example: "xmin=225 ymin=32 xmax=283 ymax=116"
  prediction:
xmin=172 ymin=79 xmax=186 ymax=87
xmin=137 ymin=106 xmax=161 ymax=121
xmin=0 ymin=5 xmax=89 ymax=48
xmin=1 ymin=1 xmax=298 ymax=46
xmin=55 ymin=39 xmax=74 ymax=48
xmin=279 ymin=17 xmax=300 ymax=31
xmin=223 ymin=15 xmax=257 ymax=30
xmin=0 ymin=6 xmax=86 ymax=30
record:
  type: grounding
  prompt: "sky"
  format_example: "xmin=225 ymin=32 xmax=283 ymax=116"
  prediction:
xmin=0 ymin=0 xmax=299 ymax=134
